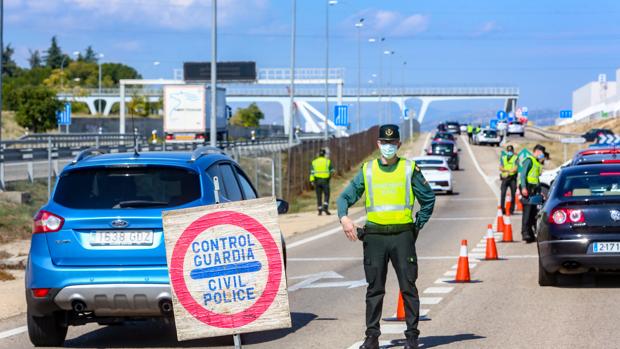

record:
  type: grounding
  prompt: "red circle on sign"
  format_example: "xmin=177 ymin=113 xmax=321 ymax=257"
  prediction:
xmin=170 ymin=210 xmax=283 ymax=328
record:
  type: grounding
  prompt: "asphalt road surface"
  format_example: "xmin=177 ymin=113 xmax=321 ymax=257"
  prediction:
xmin=1 ymin=135 xmax=619 ymax=348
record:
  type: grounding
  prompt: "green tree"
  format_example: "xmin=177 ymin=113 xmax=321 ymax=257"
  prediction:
xmin=229 ymin=103 xmax=264 ymax=127
xmin=2 ymin=44 xmax=20 ymax=77
xmin=101 ymin=63 xmax=141 ymax=86
xmin=128 ymin=93 xmax=149 ymax=117
xmin=13 ymin=86 xmax=62 ymax=132
xmin=28 ymin=49 xmax=42 ymax=69
xmin=83 ymin=46 xmax=98 ymax=63
xmin=44 ymin=36 xmax=66 ymax=69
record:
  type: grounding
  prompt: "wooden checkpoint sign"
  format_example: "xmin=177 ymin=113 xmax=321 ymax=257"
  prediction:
xmin=162 ymin=197 xmax=291 ymax=341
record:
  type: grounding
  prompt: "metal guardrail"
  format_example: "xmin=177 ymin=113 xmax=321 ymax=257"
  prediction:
xmin=57 ymin=86 xmax=520 ymax=99
xmin=524 ymin=126 xmax=581 ymax=141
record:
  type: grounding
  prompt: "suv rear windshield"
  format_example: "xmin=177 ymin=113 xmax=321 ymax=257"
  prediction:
xmin=54 ymin=166 xmax=201 ymax=209
xmin=558 ymin=172 xmax=620 ymax=197
xmin=483 ymin=130 xmax=498 ymax=137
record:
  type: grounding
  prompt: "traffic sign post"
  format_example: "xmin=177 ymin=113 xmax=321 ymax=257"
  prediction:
xmin=597 ymin=134 xmax=620 ymax=145
xmin=56 ymin=102 xmax=72 ymax=133
xmin=496 ymin=110 xmax=507 ymax=120
xmin=334 ymin=105 xmax=349 ymax=127
xmin=162 ymin=197 xmax=291 ymax=342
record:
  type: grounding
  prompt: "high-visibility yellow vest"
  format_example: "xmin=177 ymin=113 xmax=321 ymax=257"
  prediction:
xmin=526 ymin=155 xmax=542 ymax=185
xmin=363 ymin=158 xmax=415 ymax=225
xmin=501 ymin=154 xmax=517 ymax=178
xmin=467 ymin=125 xmax=473 ymax=133
xmin=310 ymin=157 xmax=331 ymax=181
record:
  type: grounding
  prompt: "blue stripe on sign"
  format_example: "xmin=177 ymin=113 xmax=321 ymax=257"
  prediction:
xmin=190 ymin=261 xmax=262 ymax=280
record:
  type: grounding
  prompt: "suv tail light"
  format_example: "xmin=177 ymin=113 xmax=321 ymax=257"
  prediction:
xmin=165 ymin=134 xmax=174 ymax=140
xmin=438 ymin=167 xmax=449 ymax=172
xmin=196 ymin=134 xmax=205 ymax=140
xmin=33 ymin=210 xmax=64 ymax=234
xmin=32 ymin=288 xmax=51 ymax=298
xmin=549 ymin=208 xmax=584 ymax=225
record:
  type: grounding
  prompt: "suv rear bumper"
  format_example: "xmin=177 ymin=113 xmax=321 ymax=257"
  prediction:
xmin=55 ymin=284 xmax=171 ymax=316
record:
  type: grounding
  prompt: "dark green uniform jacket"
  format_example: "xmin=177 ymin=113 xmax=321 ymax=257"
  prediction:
xmin=337 ymin=158 xmax=436 ymax=231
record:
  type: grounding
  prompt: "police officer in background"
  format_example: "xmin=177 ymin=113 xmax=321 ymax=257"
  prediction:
xmin=519 ymin=144 xmax=548 ymax=243
xmin=499 ymin=145 xmax=518 ymax=215
xmin=466 ymin=123 xmax=474 ymax=143
xmin=337 ymin=124 xmax=436 ymax=349
xmin=310 ymin=149 xmax=335 ymax=216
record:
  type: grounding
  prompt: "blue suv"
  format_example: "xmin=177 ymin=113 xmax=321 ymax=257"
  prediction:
xmin=26 ymin=147 xmax=288 ymax=346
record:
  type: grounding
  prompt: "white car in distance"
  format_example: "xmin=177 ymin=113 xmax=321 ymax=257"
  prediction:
xmin=412 ymin=156 xmax=453 ymax=194
xmin=507 ymin=121 xmax=525 ymax=137
xmin=474 ymin=128 xmax=501 ymax=146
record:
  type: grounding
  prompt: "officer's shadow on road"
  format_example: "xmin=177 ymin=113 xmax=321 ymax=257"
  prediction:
xmin=63 ymin=312 xmax=319 ymax=348
xmin=384 ymin=333 xmax=485 ymax=348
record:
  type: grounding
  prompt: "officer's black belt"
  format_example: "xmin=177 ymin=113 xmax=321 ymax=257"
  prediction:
xmin=363 ymin=223 xmax=415 ymax=234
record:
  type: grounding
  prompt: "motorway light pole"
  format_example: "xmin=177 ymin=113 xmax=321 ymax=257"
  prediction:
xmin=384 ymin=50 xmax=394 ymax=123
xmin=288 ymin=0 xmax=296 ymax=147
xmin=210 ymin=0 xmax=217 ymax=147
xmin=97 ymin=53 xmax=104 ymax=115
xmin=355 ymin=18 xmax=364 ymax=133
xmin=324 ymin=0 xmax=337 ymax=140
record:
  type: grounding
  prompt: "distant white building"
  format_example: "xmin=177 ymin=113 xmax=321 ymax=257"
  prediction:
xmin=563 ymin=69 xmax=620 ymax=125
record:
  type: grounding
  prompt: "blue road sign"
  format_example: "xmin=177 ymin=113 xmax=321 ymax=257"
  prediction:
xmin=522 ymin=107 xmax=529 ymax=116
xmin=560 ymin=110 xmax=573 ymax=119
xmin=57 ymin=102 xmax=72 ymax=126
xmin=490 ymin=119 xmax=498 ymax=130
xmin=334 ymin=105 xmax=348 ymax=127
xmin=497 ymin=111 xmax=507 ymax=120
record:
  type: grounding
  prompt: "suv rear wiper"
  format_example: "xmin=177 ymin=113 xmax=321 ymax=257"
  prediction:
xmin=114 ymin=200 xmax=169 ymax=208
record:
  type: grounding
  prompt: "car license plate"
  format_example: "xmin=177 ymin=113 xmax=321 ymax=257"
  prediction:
xmin=175 ymin=134 xmax=195 ymax=141
xmin=90 ymin=231 xmax=154 ymax=246
xmin=592 ymin=242 xmax=620 ymax=253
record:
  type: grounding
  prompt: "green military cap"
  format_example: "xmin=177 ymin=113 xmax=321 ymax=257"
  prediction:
xmin=378 ymin=124 xmax=400 ymax=140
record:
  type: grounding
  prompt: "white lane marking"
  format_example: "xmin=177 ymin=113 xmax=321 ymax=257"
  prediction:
xmin=430 ymin=216 xmax=496 ymax=221
xmin=443 ymin=270 xmax=457 ymax=277
xmin=347 ymin=340 xmax=394 ymax=349
xmin=438 ymin=197 xmax=497 ymax=201
xmin=471 ymin=248 xmax=485 ymax=253
xmin=288 ymin=271 xmax=343 ymax=291
xmin=287 ymin=217 xmax=365 ymax=249
xmin=288 ymin=255 xmax=536 ymax=263
xmin=420 ymin=308 xmax=430 ymax=317
xmin=380 ymin=323 xmax=407 ymax=334
xmin=419 ymin=132 xmax=432 ymax=156
xmin=420 ymin=297 xmax=442 ymax=305
xmin=0 ymin=326 xmax=27 ymax=339
xmin=423 ymin=287 xmax=454 ymax=294
xmin=434 ymin=278 xmax=453 ymax=284
xmin=462 ymin=135 xmax=500 ymax=197
xmin=451 ymin=263 xmax=477 ymax=269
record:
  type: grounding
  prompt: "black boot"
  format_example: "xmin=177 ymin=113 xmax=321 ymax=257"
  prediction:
xmin=323 ymin=204 xmax=332 ymax=215
xmin=318 ymin=207 xmax=323 ymax=216
xmin=404 ymin=336 xmax=419 ymax=349
xmin=359 ymin=336 xmax=379 ymax=349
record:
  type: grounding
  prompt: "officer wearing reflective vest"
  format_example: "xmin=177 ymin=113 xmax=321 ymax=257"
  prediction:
xmin=466 ymin=124 xmax=474 ymax=143
xmin=337 ymin=124 xmax=436 ymax=349
xmin=499 ymin=145 xmax=518 ymax=215
xmin=310 ymin=149 xmax=335 ymax=215
xmin=519 ymin=144 xmax=548 ymax=243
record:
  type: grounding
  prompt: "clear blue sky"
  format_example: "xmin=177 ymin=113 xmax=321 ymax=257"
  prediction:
xmin=5 ymin=0 xmax=620 ymax=119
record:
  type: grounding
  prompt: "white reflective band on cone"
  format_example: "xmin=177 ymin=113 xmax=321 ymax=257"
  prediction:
xmin=459 ymin=245 xmax=468 ymax=257
xmin=505 ymin=216 xmax=511 ymax=225
xmin=486 ymin=228 xmax=494 ymax=238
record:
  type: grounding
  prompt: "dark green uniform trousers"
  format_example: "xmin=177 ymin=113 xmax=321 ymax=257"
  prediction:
xmin=363 ymin=229 xmax=420 ymax=339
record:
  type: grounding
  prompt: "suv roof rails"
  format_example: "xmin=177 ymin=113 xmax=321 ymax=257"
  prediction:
xmin=190 ymin=146 xmax=226 ymax=162
xmin=72 ymin=147 xmax=108 ymax=164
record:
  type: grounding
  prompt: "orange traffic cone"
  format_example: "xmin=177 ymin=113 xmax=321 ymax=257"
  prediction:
xmin=516 ymin=192 xmax=523 ymax=212
xmin=505 ymin=193 xmax=512 ymax=215
xmin=485 ymin=224 xmax=499 ymax=260
xmin=496 ymin=206 xmax=505 ymax=233
xmin=455 ymin=240 xmax=471 ymax=282
xmin=503 ymin=214 xmax=514 ymax=242
xmin=383 ymin=291 xmax=406 ymax=321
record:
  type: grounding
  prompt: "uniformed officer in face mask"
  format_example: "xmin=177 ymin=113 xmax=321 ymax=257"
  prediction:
xmin=337 ymin=124 xmax=436 ymax=349
xmin=519 ymin=144 xmax=549 ymax=243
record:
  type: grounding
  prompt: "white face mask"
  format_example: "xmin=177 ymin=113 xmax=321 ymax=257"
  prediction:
xmin=380 ymin=143 xmax=398 ymax=159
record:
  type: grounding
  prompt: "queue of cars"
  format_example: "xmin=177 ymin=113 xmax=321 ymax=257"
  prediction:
xmin=535 ymin=143 xmax=620 ymax=286
xmin=26 ymin=147 xmax=289 ymax=346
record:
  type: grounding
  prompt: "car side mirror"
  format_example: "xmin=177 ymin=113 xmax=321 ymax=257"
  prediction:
xmin=276 ymin=199 xmax=289 ymax=215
